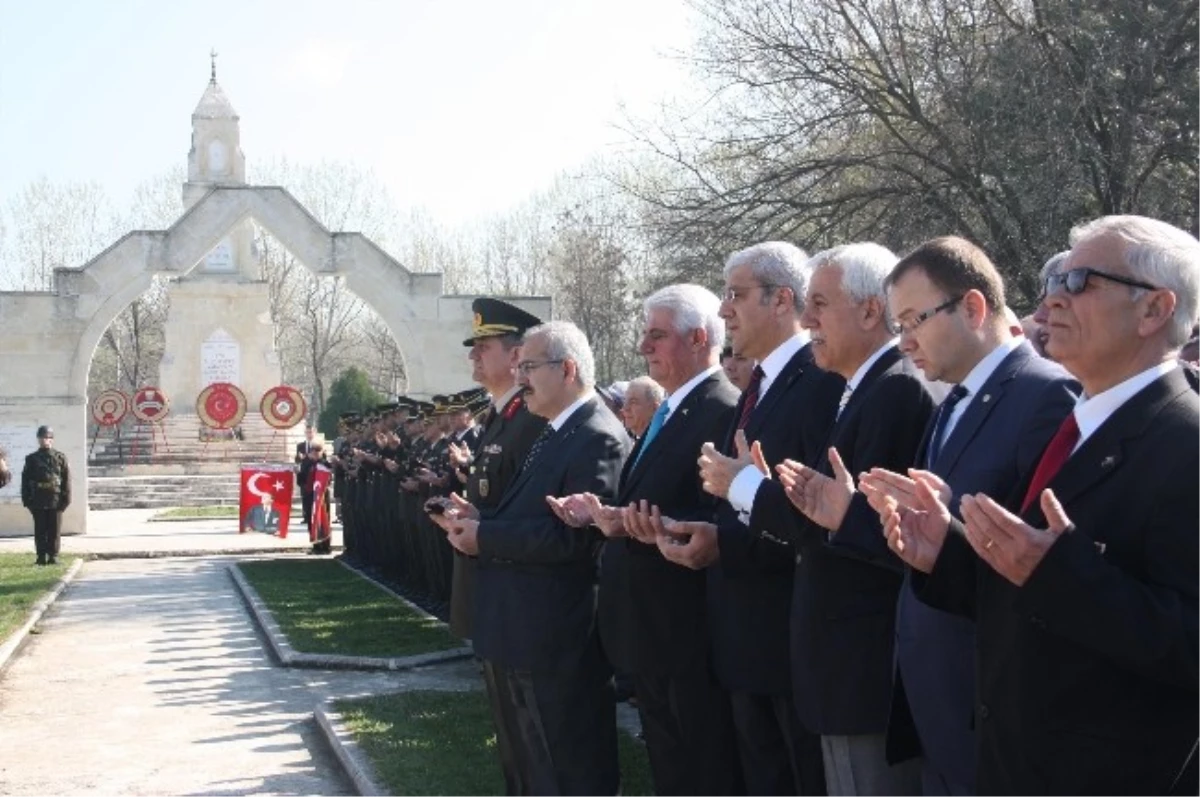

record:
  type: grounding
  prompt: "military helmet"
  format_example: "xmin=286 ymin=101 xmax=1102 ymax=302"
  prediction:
xmin=36 ymin=425 xmax=53 ymax=439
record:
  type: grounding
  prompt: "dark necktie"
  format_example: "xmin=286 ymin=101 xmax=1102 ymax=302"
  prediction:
xmin=520 ymin=425 xmax=555 ymax=472
xmin=1021 ymin=412 xmax=1081 ymax=513
xmin=926 ymin=384 xmax=970 ymax=469
xmin=737 ymin=366 xmax=766 ymax=431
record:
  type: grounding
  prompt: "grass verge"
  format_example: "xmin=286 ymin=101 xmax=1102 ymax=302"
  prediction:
xmin=336 ymin=689 xmax=653 ymax=795
xmin=237 ymin=559 xmax=462 ymax=657
xmin=151 ymin=505 xmax=239 ymax=520
xmin=0 ymin=553 xmax=76 ymax=642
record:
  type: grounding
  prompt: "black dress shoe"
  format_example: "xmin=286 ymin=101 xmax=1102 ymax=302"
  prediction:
xmin=35 ymin=558 xmax=46 ymax=566
xmin=46 ymin=557 xmax=56 ymax=565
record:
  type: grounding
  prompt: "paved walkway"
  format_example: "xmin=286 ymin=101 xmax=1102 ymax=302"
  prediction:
xmin=0 ymin=512 xmax=476 ymax=796
xmin=0 ymin=508 xmax=343 ymax=558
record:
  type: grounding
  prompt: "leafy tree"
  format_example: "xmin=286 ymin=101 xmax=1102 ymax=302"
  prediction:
xmin=318 ymin=366 xmax=385 ymax=438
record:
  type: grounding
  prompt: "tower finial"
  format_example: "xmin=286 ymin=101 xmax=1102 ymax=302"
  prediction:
xmin=209 ymin=48 xmax=218 ymax=83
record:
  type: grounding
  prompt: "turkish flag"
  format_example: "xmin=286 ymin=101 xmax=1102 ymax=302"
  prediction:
xmin=310 ymin=465 xmax=332 ymax=546
xmin=239 ymin=464 xmax=295 ymax=538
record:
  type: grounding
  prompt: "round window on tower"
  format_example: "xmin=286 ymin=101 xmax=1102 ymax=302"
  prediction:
xmin=208 ymin=139 xmax=227 ymax=175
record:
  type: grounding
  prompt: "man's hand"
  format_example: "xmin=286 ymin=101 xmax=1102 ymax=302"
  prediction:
xmin=698 ymin=430 xmax=768 ymax=499
xmin=447 ymin=441 xmax=473 ymax=468
xmin=959 ymin=489 xmax=1073 ymax=586
xmin=546 ymin=494 xmax=596 ymax=529
xmin=873 ymin=474 xmax=953 ymax=573
xmin=859 ymin=467 xmax=952 ymax=512
xmin=775 ymin=447 xmax=855 ymax=532
xmin=383 ymin=459 xmax=400 ymax=473
xmin=446 ymin=518 xmax=480 ymax=555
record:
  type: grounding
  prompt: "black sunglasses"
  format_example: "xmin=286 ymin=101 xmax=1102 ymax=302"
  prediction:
xmin=1044 ymin=267 xmax=1159 ymax=297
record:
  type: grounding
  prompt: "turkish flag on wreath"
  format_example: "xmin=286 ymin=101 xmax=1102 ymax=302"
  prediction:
xmin=239 ymin=464 xmax=295 ymax=538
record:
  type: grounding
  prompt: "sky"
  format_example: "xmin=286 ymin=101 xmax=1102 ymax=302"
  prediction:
xmin=0 ymin=0 xmax=700 ymax=226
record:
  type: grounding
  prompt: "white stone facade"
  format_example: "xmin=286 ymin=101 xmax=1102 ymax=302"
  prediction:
xmin=0 ymin=77 xmax=550 ymax=536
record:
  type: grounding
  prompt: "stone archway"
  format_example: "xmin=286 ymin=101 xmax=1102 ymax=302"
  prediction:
xmin=0 ymin=184 xmax=549 ymax=536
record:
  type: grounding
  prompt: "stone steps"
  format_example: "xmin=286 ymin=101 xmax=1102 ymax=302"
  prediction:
xmin=88 ymin=473 xmax=304 ymax=510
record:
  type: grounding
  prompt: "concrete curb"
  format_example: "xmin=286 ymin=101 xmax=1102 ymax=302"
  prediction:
xmin=314 ymin=702 xmax=390 ymax=797
xmin=0 ymin=558 xmax=84 ymax=676
xmin=229 ymin=564 xmax=473 ymax=671
xmin=81 ymin=546 xmax=343 ymax=560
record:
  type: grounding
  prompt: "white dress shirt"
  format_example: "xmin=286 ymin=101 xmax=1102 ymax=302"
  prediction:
xmin=1072 ymin=360 xmax=1178 ymax=452
xmin=935 ymin=337 xmax=1022 ymax=450
xmin=726 ymin=332 xmax=811 ymax=523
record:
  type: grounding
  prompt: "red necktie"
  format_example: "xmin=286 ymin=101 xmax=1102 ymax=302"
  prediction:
xmin=737 ymin=366 xmax=766 ymax=430
xmin=1021 ymin=412 xmax=1080 ymax=513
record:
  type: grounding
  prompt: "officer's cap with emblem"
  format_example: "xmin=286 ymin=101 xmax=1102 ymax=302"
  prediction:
xmin=462 ymin=298 xmax=543 ymax=347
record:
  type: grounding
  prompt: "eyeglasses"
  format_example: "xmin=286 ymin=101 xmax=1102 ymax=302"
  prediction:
xmin=516 ymin=359 xmax=564 ymax=375
xmin=1044 ymin=267 xmax=1159 ymax=297
xmin=723 ymin=284 xmax=779 ymax=303
xmin=894 ymin=296 xmax=963 ymax=335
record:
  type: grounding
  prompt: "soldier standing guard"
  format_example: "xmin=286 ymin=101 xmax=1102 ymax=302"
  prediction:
xmin=21 ymin=426 xmax=70 ymax=566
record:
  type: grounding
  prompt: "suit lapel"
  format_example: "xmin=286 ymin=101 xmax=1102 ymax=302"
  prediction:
xmin=934 ymin=346 xmax=1033 ymax=473
xmin=823 ymin=346 xmax=901 ymax=452
xmin=1024 ymin=370 xmax=1189 ymax=523
xmin=740 ymin=345 xmax=813 ymax=443
xmin=495 ymin=398 xmax=595 ymax=511
xmin=621 ymin=374 xmax=716 ymax=499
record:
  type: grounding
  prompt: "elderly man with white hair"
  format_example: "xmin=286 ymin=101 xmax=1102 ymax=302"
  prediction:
xmin=772 ymin=242 xmax=943 ymax=795
xmin=636 ymin=244 xmax=844 ymax=795
xmin=886 ymin=215 xmax=1200 ymax=794
xmin=552 ymin=284 xmax=743 ymax=795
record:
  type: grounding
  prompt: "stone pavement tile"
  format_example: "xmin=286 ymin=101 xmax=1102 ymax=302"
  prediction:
xmin=0 ymin=556 xmax=479 ymax=796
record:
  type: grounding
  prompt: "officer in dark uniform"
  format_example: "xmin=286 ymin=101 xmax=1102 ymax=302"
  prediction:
xmin=21 ymin=425 xmax=70 ymax=565
xmin=430 ymin=297 xmax=548 ymax=640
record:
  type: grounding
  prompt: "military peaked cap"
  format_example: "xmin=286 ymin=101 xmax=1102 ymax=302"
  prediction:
xmin=462 ymin=297 xmax=543 ymax=346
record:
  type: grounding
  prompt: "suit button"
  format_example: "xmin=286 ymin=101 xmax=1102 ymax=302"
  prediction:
xmin=979 ymin=704 xmax=990 ymax=720
xmin=795 ymin=554 xmax=803 ymax=565
xmin=1030 ymin=614 xmax=1047 ymax=630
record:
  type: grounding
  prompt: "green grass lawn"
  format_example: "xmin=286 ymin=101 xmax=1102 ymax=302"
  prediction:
xmin=151 ymin=505 xmax=240 ymax=520
xmin=0 ymin=553 xmax=76 ymax=643
xmin=337 ymin=689 xmax=653 ymax=796
xmin=237 ymin=559 xmax=463 ymax=658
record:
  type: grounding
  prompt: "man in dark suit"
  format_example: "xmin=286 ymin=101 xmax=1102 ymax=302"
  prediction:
xmin=648 ymin=242 xmax=843 ymax=795
xmin=853 ymin=237 xmax=1077 ymax=794
xmin=433 ymin=297 xmax=547 ymax=641
xmin=446 ymin=320 xmax=630 ymax=795
xmin=772 ymin=243 xmax=942 ymax=795
xmin=550 ymin=284 xmax=743 ymax=795
xmin=295 ymin=423 xmax=317 ymax=527
xmin=881 ymin=215 xmax=1200 ymax=794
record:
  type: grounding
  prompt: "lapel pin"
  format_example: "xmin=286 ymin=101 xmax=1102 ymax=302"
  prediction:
xmin=981 ymin=394 xmax=991 ymax=403
xmin=1100 ymin=455 xmax=1117 ymax=468
xmin=1094 ymin=541 xmax=1107 ymax=554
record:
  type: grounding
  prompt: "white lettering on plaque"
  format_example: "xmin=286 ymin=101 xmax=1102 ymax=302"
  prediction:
xmin=200 ymin=329 xmax=241 ymax=386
